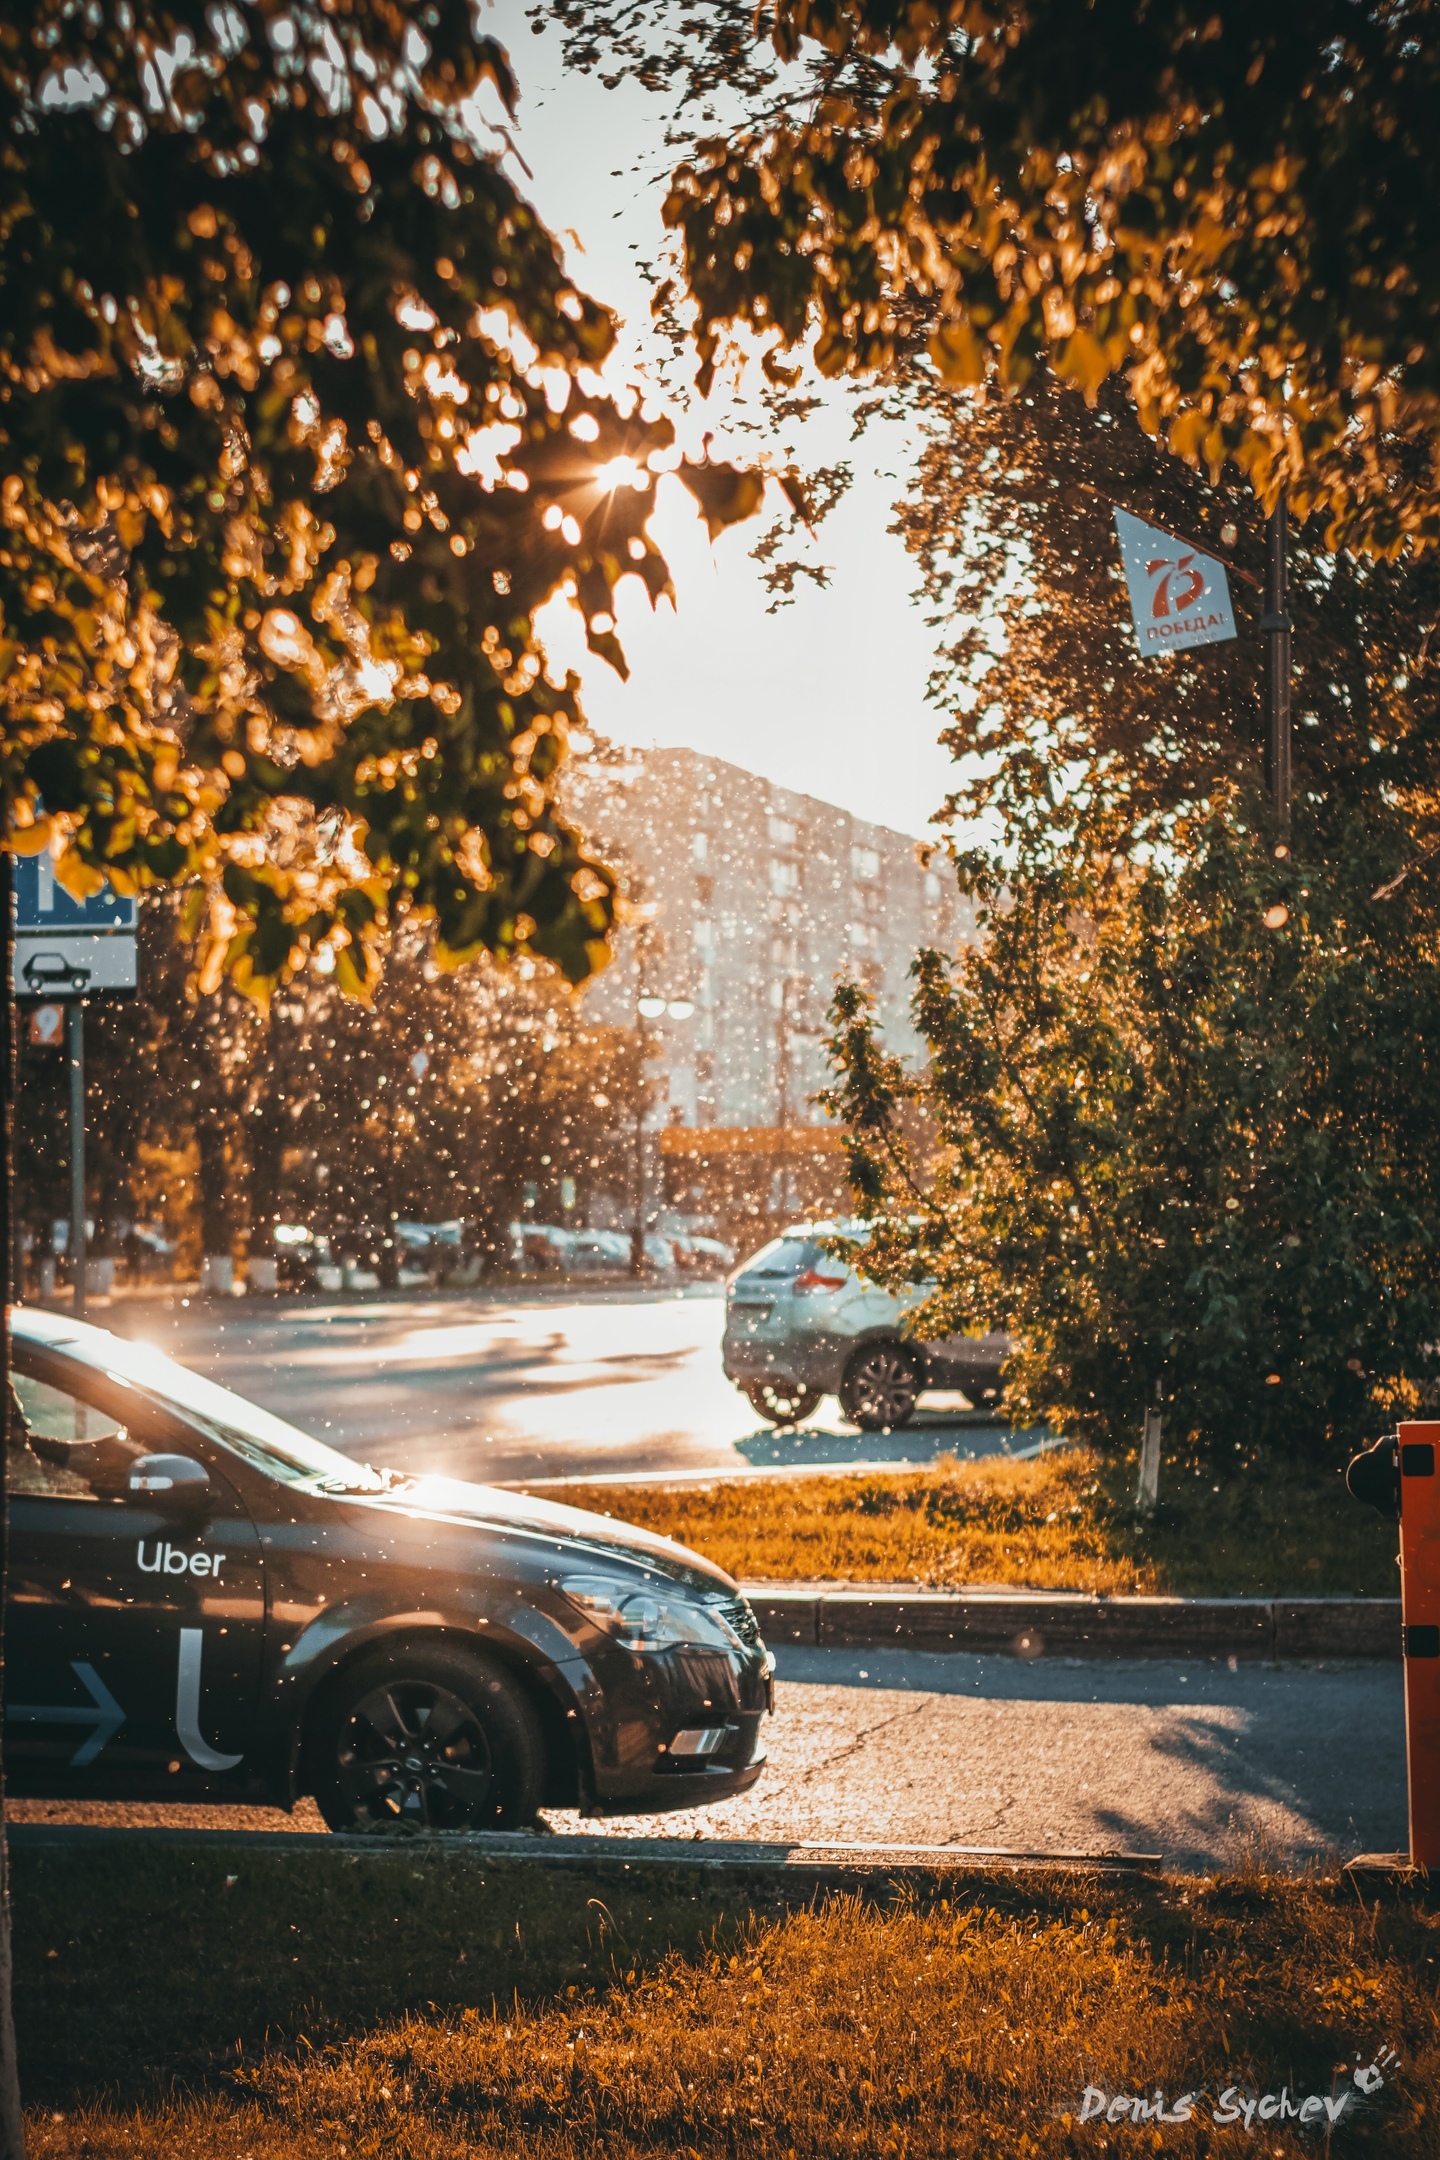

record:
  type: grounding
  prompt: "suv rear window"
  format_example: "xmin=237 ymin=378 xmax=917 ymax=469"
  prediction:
xmin=735 ymin=1237 xmax=824 ymax=1280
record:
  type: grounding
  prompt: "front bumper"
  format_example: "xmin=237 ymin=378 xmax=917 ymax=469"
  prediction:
xmin=568 ymin=1620 xmax=774 ymax=1818
xmin=590 ymin=1710 xmax=769 ymax=1816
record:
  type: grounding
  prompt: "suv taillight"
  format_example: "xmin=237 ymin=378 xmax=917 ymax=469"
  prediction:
xmin=792 ymin=1268 xmax=848 ymax=1295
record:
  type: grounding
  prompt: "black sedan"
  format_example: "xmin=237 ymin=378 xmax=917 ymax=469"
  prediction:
xmin=5 ymin=1308 xmax=772 ymax=1829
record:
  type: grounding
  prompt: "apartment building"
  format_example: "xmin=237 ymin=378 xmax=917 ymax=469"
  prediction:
xmin=567 ymin=744 xmax=973 ymax=1135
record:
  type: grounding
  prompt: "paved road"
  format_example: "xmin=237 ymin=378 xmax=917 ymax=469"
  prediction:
xmin=96 ymin=1286 xmax=1033 ymax=1486
xmin=13 ymin=1648 xmax=1406 ymax=1874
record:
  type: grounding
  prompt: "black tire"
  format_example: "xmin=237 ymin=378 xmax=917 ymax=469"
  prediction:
xmin=743 ymin=1379 xmax=823 ymax=1426
xmin=840 ymin=1341 xmax=922 ymax=1432
xmin=309 ymin=1641 xmax=545 ymax=1832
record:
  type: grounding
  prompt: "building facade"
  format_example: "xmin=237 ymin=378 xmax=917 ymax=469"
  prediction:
xmin=567 ymin=744 xmax=973 ymax=1145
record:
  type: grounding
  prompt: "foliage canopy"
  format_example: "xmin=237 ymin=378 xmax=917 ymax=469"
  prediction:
xmin=1 ymin=0 xmax=759 ymax=995
xmin=824 ymin=797 xmax=1440 ymax=1461
xmin=548 ymin=0 xmax=1440 ymax=552
xmin=813 ymin=373 xmax=1440 ymax=1459
xmin=887 ymin=371 xmax=1440 ymax=848
xmin=15 ymin=894 xmax=648 ymax=1279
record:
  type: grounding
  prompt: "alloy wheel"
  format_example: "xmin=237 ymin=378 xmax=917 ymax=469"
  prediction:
xmin=842 ymin=1344 xmax=921 ymax=1431
xmin=744 ymin=1380 xmax=822 ymax=1426
xmin=335 ymin=1679 xmax=494 ymax=1828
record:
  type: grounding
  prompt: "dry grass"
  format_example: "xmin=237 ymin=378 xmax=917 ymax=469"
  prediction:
xmin=27 ymin=1859 xmax=1439 ymax=2158
xmin=555 ymin=1446 xmax=1400 ymax=1598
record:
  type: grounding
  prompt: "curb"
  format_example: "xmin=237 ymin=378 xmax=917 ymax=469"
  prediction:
xmin=742 ymin=1587 xmax=1402 ymax=1662
xmin=8 ymin=1822 xmax=1163 ymax=1880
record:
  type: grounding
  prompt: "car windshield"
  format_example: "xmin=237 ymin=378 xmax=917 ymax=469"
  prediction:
xmin=85 ymin=1336 xmax=394 ymax=1493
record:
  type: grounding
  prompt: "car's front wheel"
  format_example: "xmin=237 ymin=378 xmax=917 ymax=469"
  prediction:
xmin=743 ymin=1379 xmax=822 ymax=1426
xmin=309 ymin=1641 xmax=545 ymax=1832
xmin=840 ymin=1342 xmax=922 ymax=1431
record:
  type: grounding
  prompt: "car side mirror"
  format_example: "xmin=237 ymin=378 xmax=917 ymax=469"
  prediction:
xmin=128 ymin=1453 xmax=212 ymax=1520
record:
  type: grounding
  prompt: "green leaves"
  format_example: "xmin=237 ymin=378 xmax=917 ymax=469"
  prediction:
xmin=1 ymin=2 xmax=761 ymax=998
xmin=827 ymin=799 xmax=1440 ymax=1460
xmin=551 ymin=0 xmax=1440 ymax=552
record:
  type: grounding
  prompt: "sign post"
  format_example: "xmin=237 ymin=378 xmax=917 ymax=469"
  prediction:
xmin=11 ymin=858 xmax=137 ymax=1316
xmin=66 ymin=1003 xmax=86 ymax=1316
xmin=1263 ymin=495 xmax=1293 ymax=851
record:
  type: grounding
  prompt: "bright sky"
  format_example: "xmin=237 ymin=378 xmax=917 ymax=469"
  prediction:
xmin=488 ymin=4 xmax=962 ymax=842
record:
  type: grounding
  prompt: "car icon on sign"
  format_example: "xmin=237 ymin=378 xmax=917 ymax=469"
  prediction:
xmin=20 ymin=951 xmax=91 ymax=992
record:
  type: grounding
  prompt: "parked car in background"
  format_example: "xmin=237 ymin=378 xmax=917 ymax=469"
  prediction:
xmin=673 ymin=1234 xmax=736 ymax=1277
xmin=566 ymin=1230 xmax=629 ymax=1272
xmin=517 ymin=1224 xmax=578 ymax=1272
xmin=394 ymin=1220 xmax=465 ymax=1283
xmin=723 ymin=1223 xmax=1008 ymax=1430
xmin=6 ymin=1307 xmax=772 ymax=1828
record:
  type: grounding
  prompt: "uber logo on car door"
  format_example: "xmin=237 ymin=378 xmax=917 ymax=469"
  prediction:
xmin=137 ymin=1543 xmax=227 ymax=1578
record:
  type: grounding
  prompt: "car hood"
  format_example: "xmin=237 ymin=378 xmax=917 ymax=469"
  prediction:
xmin=347 ymin=1473 xmax=734 ymax=1595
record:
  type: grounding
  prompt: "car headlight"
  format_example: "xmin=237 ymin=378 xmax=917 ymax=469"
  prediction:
xmin=561 ymin=1576 xmax=745 ymax=1654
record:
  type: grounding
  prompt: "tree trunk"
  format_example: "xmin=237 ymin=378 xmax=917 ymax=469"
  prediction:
xmin=0 ymin=846 xmax=30 ymax=2155
xmin=194 ymin=1105 xmax=233 ymax=1281
xmin=246 ymin=1063 xmax=286 ymax=1291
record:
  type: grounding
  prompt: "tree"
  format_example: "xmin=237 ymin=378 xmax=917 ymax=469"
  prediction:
xmin=809 ymin=360 xmax=1440 ymax=1471
xmin=249 ymin=930 xmax=646 ymax=1274
xmin=13 ymin=894 xmax=651 ymax=1290
xmin=547 ymin=0 xmax=1440 ymax=550
xmin=824 ymin=790 xmax=1440 ymax=1470
xmin=2 ymin=0 xmax=764 ymax=988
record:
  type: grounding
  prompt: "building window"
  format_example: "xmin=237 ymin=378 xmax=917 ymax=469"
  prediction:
xmin=924 ymin=869 xmax=942 ymax=904
xmin=768 ymin=815 xmax=797 ymax=847
xmin=771 ymin=934 xmax=799 ymax=967
xmin=769 ymin=858 xmax=799 ymax=897
xmin=857 ymin=958 xmax=885 ymax=995
xmin=848 ymin=920 xmax=878 ymax=950
xmin=851 ymin=844 xmax=881 ymax=884
xmin=693 ymin=918 xmax=714 ymax=952
xmin=692 ymin=831 xmax=709 ymax=863
xmin=768 ymin=979 xmax=786 ymax=1010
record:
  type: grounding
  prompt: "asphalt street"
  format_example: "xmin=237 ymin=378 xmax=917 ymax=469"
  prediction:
xmin=11 ymin=1648 xmax=1406 ymax=1873
xmin=98 ymin=1285 xmax=1033 ymax=1485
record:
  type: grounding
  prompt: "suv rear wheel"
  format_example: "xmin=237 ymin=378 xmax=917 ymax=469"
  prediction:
xmin=309 ymin=1641 xmax=545 ymax=1832
xmin=743 ymin=1379 xmax=822 ymax=1427
xmin=840 ymin=1342 xmax=922 ymax=1432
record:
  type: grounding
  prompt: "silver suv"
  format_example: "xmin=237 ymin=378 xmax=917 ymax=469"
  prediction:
xmin=722 ymin=1224 xmax=1008 ymax=1430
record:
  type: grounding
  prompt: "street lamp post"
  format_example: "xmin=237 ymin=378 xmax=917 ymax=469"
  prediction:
xmin=774 ymin=972 xmax=824 ymax=1219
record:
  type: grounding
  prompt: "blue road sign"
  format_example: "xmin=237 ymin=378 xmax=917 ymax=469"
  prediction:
xmin=13 ymin=854 xmax=137 ymax=932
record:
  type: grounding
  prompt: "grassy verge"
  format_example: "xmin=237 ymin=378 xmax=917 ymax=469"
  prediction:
xmin=556 ymin=1447 xmax=1401 ymax=1598
xmin=20 ymin=1840 xmax=1438 ymax=2156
